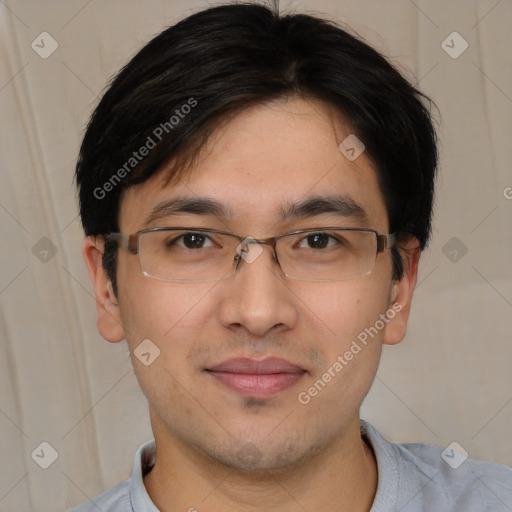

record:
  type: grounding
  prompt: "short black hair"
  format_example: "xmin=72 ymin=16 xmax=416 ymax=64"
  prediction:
xmin=75 ymin=1 xmax=438 ymax=294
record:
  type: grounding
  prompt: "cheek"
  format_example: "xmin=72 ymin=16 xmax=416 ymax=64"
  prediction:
xmin=297 ymin=276 xmax=390 ymax=345
xmin=116 ymin=269 xmax=221 ymax=363
xmin=116 ymin=280 xmax=217 ymax=398
xmin=294 ymin=278 xmax=390 ymax=419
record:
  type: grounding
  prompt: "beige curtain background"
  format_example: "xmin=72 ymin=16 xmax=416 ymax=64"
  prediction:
xmin=1 ymin=1 xmax=511 ymax=510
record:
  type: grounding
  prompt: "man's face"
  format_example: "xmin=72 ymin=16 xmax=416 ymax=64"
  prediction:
xmin=98 ymin=97 xmax=409 ymax=471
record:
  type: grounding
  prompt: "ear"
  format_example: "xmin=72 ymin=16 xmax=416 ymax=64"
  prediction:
xmin=383 ymin=236 xmax=420 ymax=346
xmin=82 ymin=236 xmax=125 ymax=343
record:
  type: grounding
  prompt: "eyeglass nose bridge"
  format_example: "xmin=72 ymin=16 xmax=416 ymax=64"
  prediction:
xmin=232 ymin=236 xmax=281 ymax=271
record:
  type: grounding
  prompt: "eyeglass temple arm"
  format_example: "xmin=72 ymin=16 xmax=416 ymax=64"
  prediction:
xmin=107 ymin=230 xmax=396 ymax=255
xmin=105 ymin=233 xmax=139 ymax=254
xmin=377 ymin=232 xmax=396 ymax=253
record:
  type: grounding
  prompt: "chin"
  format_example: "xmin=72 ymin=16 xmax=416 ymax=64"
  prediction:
xmin=198 ymin=430 xmax=327 ymax=475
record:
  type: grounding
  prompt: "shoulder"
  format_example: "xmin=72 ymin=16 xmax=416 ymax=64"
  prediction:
xmin=68 ymin=479 xmax=131 ymax=512
xmin=68 ymin=439 xmax=156 ymax=511
xmin=361 ymin=421 xmax=512 ymax=511
xmin=395 ymin=441 xmax=512 ymax=507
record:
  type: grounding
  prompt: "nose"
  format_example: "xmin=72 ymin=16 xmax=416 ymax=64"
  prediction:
xmin=218 ymin=242 xmax=298 ymax=337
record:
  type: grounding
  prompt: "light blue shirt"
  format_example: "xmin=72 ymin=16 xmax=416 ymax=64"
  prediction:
xmin=69 ymin=420 xmax=512 ymax=511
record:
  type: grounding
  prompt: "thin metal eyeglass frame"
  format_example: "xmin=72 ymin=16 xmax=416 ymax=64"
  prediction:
xmin=105 ymin=227 xmax=397 ymax=282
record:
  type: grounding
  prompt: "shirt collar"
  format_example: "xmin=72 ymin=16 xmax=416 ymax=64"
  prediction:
xmin=127 ymin=421 xmax=399 ymax=511
xmin=360 ymin=419 xmax=400 ymax=511
xmin=129 ymin=439 xmax=159 ymax=511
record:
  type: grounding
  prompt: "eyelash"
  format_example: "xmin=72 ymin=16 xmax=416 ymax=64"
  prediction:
xmin=167 ymin=231 xmax=344 ymax=250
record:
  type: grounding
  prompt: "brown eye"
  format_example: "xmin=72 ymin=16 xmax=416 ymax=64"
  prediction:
xmin=298 ymin=232 xmax=338 ymax=249
xmin=166 ymin=232 xmax=214 ymax=249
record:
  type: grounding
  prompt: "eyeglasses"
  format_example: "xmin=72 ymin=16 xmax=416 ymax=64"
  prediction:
xmin=106 ymin=227 xmax=396 ymax=283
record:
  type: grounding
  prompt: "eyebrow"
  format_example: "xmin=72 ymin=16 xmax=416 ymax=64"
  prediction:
xmin=279 ymin=194 xmax=368 ymax=223
xmin=144 ymin=194 xmax=368 ymax=225
xmin=145 ymin=197 xmax=233 ymax=225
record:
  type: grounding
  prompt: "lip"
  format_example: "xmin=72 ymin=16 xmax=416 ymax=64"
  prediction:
xmin=205 ymin=357 xmax=306 ymax=399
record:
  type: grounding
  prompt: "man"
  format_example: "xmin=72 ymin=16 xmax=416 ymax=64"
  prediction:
xmin=71 ymin=2 xmax=512 ymax=511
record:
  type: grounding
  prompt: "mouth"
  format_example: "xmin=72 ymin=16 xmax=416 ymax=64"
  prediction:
xmin=205 ymin=357 xmax=307 ymax=399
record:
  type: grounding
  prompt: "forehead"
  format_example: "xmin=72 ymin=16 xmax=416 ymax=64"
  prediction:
xmin=119 ymin=97 xmax=388 ymax=234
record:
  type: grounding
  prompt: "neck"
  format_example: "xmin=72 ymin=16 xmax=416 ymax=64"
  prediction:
xmin=143 ymin=415 xmax=378 ymax=512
